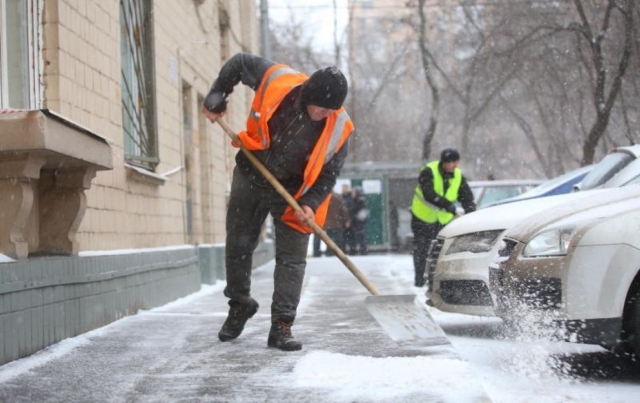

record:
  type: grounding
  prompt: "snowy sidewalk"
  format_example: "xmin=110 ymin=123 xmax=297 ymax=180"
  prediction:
xmin=0 ymin=255 xmax=490 ymax=402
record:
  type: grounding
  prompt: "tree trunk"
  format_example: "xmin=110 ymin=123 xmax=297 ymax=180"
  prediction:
xmin=418 ymin=0 xmax=439 ymax=161
xmin=575 ymin=0 xmax=634 ymax=165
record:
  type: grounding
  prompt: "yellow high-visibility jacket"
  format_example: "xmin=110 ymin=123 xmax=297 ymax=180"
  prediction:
xmin=411 ymin=160 xmax=461 ymax=225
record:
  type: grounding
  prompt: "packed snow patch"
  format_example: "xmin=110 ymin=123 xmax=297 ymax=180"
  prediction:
xmin=293 ymin=350 xmax=484 ymax=402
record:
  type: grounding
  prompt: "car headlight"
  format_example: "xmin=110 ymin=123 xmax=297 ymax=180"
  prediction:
xmin=445 ymin=230 xmax=504 ymax=255
xmin=522 ymin=226 xmax=577 ymax=257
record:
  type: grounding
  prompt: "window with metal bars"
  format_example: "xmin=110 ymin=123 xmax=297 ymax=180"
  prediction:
xmin=120 ymin=0 xmax=158 ymax=169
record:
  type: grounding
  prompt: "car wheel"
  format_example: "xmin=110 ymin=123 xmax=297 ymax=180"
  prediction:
xmin=622 ymin=287 xmax=640 ymax=358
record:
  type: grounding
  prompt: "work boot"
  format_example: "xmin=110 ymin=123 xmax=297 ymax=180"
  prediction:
xmin=218 ymin=298 xmax=259 ymax=342
xmin=414 ymin=277 xmax=426 ymax=287
xmin=267 ymin=320 xmax=302 ymax=351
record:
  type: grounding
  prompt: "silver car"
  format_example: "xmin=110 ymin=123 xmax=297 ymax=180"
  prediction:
xmin=489 ymin=186 xmax=640 ymax=355
xmin=426 ymin=189 xmax=607 ymax=316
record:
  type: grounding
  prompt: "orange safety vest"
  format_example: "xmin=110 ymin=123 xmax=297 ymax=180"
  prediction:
xmin=236 ymin=64 xmax=354 ymax=234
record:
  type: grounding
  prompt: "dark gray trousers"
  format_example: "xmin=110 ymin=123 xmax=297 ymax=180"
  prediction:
xmin=411 ymin=214 xmax=444 ymax=283
xmin=224 ymin=167 xmax=310 ymax=324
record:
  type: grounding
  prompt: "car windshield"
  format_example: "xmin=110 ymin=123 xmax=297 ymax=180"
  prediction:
xmin=578 ymin=152 xmax=634 ymax=191
xmin=518 ymin=166 xmax=592 ymax=198
xmin=478 ymin=187 xmax=521 ymax=207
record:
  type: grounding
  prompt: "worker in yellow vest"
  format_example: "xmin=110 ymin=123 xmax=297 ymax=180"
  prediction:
xmin=411 ymin=148 xmax=476 ymax=287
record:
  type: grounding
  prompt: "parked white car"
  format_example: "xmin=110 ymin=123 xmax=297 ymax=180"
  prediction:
xmin=467 ymin=179 xmax=543 ymax=208
xmin=574 ymin=144 xmax=640 ymax=191
xmin=487 ymin=165 xmax=593 ymax=207
xmin=488 ymin=186 xmax=640 ymax=355
xmin=602 ymin=156 xmax=640 ymax=188
xmin=425 ymin=189 xmax=607 ymax=316
xmin=426 ymin=151 xmax=640 ymax=317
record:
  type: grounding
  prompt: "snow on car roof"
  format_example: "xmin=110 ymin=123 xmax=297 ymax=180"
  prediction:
xmin=613 ymin=144 xmax=640 ymax=158
xmin=468 ymin=179 xmax=543 ymax=187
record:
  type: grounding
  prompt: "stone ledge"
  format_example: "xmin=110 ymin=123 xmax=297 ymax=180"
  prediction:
xmin=0 ymin=109 xmax=113 ymax=258
xmin=124 ymin=163 xmax=168 ymax=186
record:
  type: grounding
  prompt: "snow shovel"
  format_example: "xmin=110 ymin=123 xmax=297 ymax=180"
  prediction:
xmin=216 ymin=118 xmax=450 ymax=347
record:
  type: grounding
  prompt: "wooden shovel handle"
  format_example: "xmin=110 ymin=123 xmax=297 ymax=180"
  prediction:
xmin=216 ymin=118 xmax=380 ymax=296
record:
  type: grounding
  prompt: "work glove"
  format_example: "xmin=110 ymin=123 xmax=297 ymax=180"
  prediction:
xmin=203 ymin=91 xmax=228 ymax=114
xmin=444 ymin=204 xmax=457 ymax=215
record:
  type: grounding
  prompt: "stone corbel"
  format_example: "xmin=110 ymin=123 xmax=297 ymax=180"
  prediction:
xmin=38 ymin=167 xmax=97 ymax=256
xmin=0 ymin=154 xmax=46 ymax=258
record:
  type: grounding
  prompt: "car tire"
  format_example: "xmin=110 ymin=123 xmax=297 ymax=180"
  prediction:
xmin=622 ymin=287 xmax=640 ymax=358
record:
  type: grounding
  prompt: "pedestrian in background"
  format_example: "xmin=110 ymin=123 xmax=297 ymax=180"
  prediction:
xmin=389 ymin=200 xmax=400 ymax=251
xmin=411 ymin=148 xmax=476 ymax=287
xmin=201 ymin=52 xmax=354 ymax=351
xmin=323 ymin=191 xmax=350 ymax=255
xmin=313 ymin=190 xmax=349 ymax=256
xmin=312 ymin=227 xmax=323 ymax=257
xmin=341 ymin=184 xmax=355 ymax=253
xmin=349 ymin=186 xmax=369 ymax=255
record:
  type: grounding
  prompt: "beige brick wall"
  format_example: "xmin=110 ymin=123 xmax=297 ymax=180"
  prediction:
xmin=40 ymin=0 xmax=258 ymax=251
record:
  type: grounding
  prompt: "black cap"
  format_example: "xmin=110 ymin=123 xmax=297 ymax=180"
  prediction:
xmin=440 ymin=148 xmax=460 ymax=163
xmin=300 ymin=66 xmax=348 ymax=110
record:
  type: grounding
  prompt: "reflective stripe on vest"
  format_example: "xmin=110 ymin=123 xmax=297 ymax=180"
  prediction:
xmin=238 ymin=64 xmax=308 ymax=150
xmin=284 ymin=108 xmax=353 ymax=233
xmin=249 ymin=66 xmax=301 ymax=147
xmin=411 ymin=160 xmax=462 ymax=225
xmin=299 ymin=110 xmax=352 ymax=196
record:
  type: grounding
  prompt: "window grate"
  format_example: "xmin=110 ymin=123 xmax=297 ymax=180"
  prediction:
xmin=120 ymin=0 xmax=157 ymax=169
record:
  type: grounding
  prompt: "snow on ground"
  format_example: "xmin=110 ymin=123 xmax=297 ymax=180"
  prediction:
xmin=0 ymin=254 xmax=14 ymax=263
xmin=293 ymin=350 xmax=482 ymax=402
xmin=1 ymin=254 xmax=639 ymax=402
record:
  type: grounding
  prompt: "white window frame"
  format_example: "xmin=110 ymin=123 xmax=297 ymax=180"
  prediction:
xmin=0 ymin=0 xmax=41 ymax=109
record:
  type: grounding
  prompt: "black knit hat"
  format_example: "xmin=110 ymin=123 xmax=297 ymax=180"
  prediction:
xmin=440 ymin=148 xmax=460 ymax=163
xmin=300 ymin=66 xmax=348 ymax=110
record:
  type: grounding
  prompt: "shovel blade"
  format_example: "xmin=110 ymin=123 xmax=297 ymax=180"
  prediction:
xmin=365 ymin=294 xmax=450 ymax=347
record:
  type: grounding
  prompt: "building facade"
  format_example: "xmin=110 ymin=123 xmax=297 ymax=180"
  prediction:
xmin=0 ymin=0 xmax=266 ymax=365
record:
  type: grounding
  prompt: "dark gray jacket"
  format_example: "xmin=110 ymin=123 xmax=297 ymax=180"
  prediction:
xmin=204 ymin=53 xmax=350 ymax=211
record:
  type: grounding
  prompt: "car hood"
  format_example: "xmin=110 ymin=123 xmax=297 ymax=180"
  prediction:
xmin=503 ymin=185 xmax=640 ymax=241
xmin=439 ymin=188 xmax=611 ymax=238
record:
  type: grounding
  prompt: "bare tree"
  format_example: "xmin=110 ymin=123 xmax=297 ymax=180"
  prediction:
xmin=346 ymin=1 xmax=426 ymax=163
xmin=269 ymin=20 xmax=332 ymax=72
xmin=416 ymin=0 xmax=439 ymax=161
xmin=407 ymin=0 xmax=524 ymax=168
xmin=332 ymin=0 xmax=340 ymax=66
xmin=569 ymin=0 xmax=635 ymax=164
xmin=453 ymin=0 xmax=636 ymax=174
xmin=266 ymin=0 xmax=640 ymax=179
xmin=268 ymin=2 xmax=335 ymax=72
